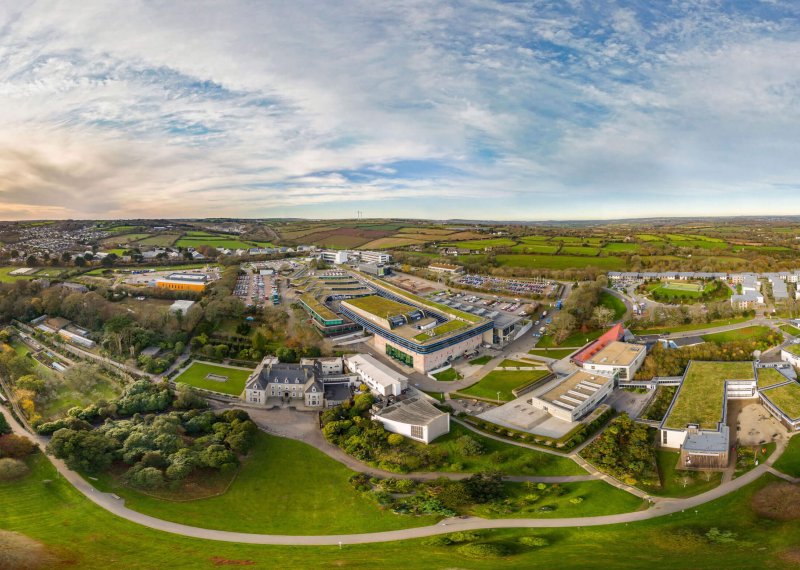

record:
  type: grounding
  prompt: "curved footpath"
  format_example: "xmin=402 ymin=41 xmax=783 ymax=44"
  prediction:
xmin=0 ymin=404 xmax=792 ymax=546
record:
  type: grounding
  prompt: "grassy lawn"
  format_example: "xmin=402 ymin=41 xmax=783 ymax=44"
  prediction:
xmin=528 ymin=348 xmax=576 ymax=359
xmin=468 ymin=355 xmax=492 ymax=365
xmin=631 ymin=316 xmax=752 ymax=335
xmin=427 ymin=423 xmax=585 ymax=476
xmin=173 ymin=361 xmax=253 ymax=395
xmin=598 ymin=291 xmax=626 ymax=320
xmin=702 ymin=325 xmax=772 ymax=343
xmin=439 ymin=238 xmax=517 ymax=249
xmin=779 ymin=323 xmax=800 ymax=337
xmin=641 ymin=450 xmax=722 ymax=498
xmin=91 ymin=432 xmax=437 ymax=534
xmin=461 ymin=369 xmax=550 ymax=401
xmin=603 ymin=242 xmax=640 ymax=252
xmin=471 ymin=480 xmax=645 ymax=519
xmin=1 ymin=452 xmax=799 ymax=569
xmin=498 ymin=359 xmax=539 ymax=368
xmin=41 ymin=374 xmax=121 ymax=420
xmin=345 ymin=294 xmax=416 ymax=318
xmin=175 ymin=237 xmax=261 ymax=249
xmin=432 ymin=367 xmax=460 ymax=381
xmin=0 ymin=267 xmax=39 ymax=282
xmin=663 ymin=361 xmax=755 ymax=430
xmin=773 ymin=436 xmax=800 ymax=477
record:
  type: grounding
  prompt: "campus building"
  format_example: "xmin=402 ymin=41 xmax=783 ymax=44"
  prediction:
xmin=345 ymin=354 xmax=408 ymax=397
xmin=573 ymin=325 xmax=646 ymax=380
xmin=427 ymin=262 xmax=464 ymax=275
xmin=339 ymin=274 xmax=493 ymax=373
xmin=155 ymin=273 xmax=208 ymax=292
xmin=528 ymin=369 xmax=613 ymax=422
xmin=371 ymin=396 xmax=450 ymax=444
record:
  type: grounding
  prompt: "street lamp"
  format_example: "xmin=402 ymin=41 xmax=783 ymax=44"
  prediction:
xmin=497 ymin=391 xmax=501 ymax=403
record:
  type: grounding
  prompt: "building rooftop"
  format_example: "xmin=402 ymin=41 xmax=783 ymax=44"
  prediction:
xmin=346 ymin=354 xmax=407 ymax=386
xmin=663 ymin=361 xmax=755 ymax=430
xmin=761 ymin=381 xmax=800 ymax=420
xmin=537 ymin=370 xmax=611 ymax=412
xmin=374 ymin=396 xmax=446 ymax=426
xmin=757 ymin=367 xmax=791 ymax=389
xmin=682 ymin=426 xmax=730 ymax=453
xmin=583 ymin=341 xmax=645 ymax=367
xmin=344 ymin=294 xmax=417 ymax=319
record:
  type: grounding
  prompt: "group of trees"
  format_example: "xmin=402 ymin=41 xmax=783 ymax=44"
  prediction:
xmin=581 ymin=414 xmax=656 ymax=486
xmin=633 ymin=302 xmax=752 ymax=330
xmin=0 ymin=422 xmax=35 ymax=481
xmin=48 ymin=408 xmax=257 ymax=488
xmin=36 ymin=380 xmax=205 ymax=434
xmin=549 ymin=277 xmax=609 ymax=343
xmin=635 ymin=334 xmax=782 ymax=380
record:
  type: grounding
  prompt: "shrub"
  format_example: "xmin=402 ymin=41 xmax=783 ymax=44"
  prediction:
xmin=421 ymin=536 xmax=453 ymax=546
xmin=457 ymin=435 xmax=484 ymax=456
xmin=0 ymin=435 xmax=35 ymax=459
xmin=0 ymin=458 xmax=29 ymax=481
xmin=387 ymin=433 xmax=405 ymax=446
xmin=569 ymin=497 xmax=584 ymax=504
xmin=446 ymin=531 xmax=483 ymax=543
xmin=0 ymin=413 xmax=10 ymax=435
xmin=456 ymin=543 xmax=509 ymax=559
xmin=706 ymin=527 xmax=737 ymax=544
xmin=520 ymin=536 xmax=550 ymax=547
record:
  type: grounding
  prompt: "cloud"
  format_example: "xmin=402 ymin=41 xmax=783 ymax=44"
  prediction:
xmin=0 ymin=1 xmax=799 ymax=219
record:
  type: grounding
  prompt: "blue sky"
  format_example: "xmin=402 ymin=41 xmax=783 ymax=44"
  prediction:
xmin=1 ymin=0 xmax=800 ymax=220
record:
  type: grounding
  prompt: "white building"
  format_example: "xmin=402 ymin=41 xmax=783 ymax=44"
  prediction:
xmin=359 ymin=250 xmax=392 ymax=264
xmin=427 ymin=263 xmax=464 ymax=275
xmin=169 ymin=299 xmax=196 ymax=314
xmin=345 ymin=354 xmax=408 ymax=397
xmin=372 ymin=396 xmax=449 ymax=444
xmin=319 ymin=250 xmax=349 ymax=264
xmin=529 ymin=369 xmax=613 ymax=422
xmin=780 ymin=345 xmax=800 ymax=368
xmin=579 ymin=341 xmax=646 ymax=381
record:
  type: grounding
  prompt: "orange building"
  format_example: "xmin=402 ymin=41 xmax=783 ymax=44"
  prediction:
xmin=155 ymin=273 xmax=207 ymax=292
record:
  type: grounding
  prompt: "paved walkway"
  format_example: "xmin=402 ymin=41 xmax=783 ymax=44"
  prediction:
xmin=1 ymin=404 xmax=796 ymax=546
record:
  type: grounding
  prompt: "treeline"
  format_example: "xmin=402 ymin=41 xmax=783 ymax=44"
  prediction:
xmin=581 ymin=414 xmax=657 ymax=486
xmin=549 ymin=277 xmax=609 ymax=343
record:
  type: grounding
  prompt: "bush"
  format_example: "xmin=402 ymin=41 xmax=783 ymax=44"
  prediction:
xmin=0 ymin=413 xmax=10 ymax=435
xmin=457 ymin=435 xmax=484 ymax=456
xmin=0 ymin=435 xmax=35 ymax=459
xmin=456 ymin=543 xmax=509 ymax=559
xmin=446 ymin=531 xmax=484 ymax=543
xmin=387 ymin=433 xmax=405 ymax=446
xmin=421 ymin=536 xmax=453 ymax=546
xmin=519 ymin=536 xmax=549 ymax=547
xmin=0 ymin=458 xmax=29 ymax=481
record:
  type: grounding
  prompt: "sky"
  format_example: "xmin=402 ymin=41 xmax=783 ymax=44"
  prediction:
xmin=1 ymin=0 xmax=800 ymax=221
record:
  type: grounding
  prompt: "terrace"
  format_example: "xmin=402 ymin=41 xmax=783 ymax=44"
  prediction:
xmin=663 ymin=361 xmax=754 ymax=430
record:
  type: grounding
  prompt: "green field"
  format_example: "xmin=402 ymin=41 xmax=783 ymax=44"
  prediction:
xmin=631 ymin=316 xmax=752 ymax=335
xmin=460 ymin=369 xmax=550 ymax=401
xmin=0 ymin=267 xmax=38 ymax=282
xmin=498 ymin=359 xmax=538 ymax=368
xmin=779 ymin=323 xmax=800 ymax=337
xmin=175 ymin=237 xmax=265 ymax=249
xmin=536 ymin=329 xmax=603 ymax=348
xmin=173 ymin=361 xmax=253 ymax=395
xmin=773 ymin=436 xmax=800 ymax=477
xmin=468 ymin=355 xmax=492 ymax=365
xmin=432 ymin=367 xmax=460 ymax=381
xmin=527 ymin=348 xmax=576 ymax=359
xmin=510 ymin=244 xmax=560 ymax=254
xmin=91 ymin=432 xmax=435 ymax=534
xmin=1 ymin=451 xmax=799 ymax=569
xmin=603 ymin=242 xmax=640 ymax=252
xmin=701 ymin=325 xmax=772 ymax=343
xmin=135 ymin=234 xmax=181 ymax=247
xmin=493 ymin=255 xmax=626 ymax=270
xmin=559 ymin=246 xmax=600 ymax=256
xmin=440 ymin=238 xmax=517 ymax=249
xmin=598 ymin=291 xmax=626 ymax=320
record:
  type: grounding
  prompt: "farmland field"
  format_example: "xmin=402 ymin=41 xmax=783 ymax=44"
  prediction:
xmin=359 ymin=237 xmax=428 ymax=249
xmin=174 ymin=237 xmax=262 ymax=249
xmin=559 ymin=246 xmax=600 ymax=256
xmin=603 ymin=242 xmax=640 ymax=252
xmin=510 ymin=243 xmax=560 ymax=254
xmin=494 ymin=254 xmax=626 ymax=270
xmin=439 ymin=237 xmax=517 ymax=249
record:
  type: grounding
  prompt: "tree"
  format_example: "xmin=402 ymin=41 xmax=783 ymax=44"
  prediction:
xmin=74 ymin=255 xmax=86 ymax=267
xmin=47 ymin=428 xmax=117 ymax=474
xmin=0 ymin=413 xmax=10 ymax=435
xmin=551 ymin=312 xmax=577 ymax=344
xmin=252 ymin=331 xmax=267 ymax=353
xmin=101 ymin=253 xmax=118 ymax=267
xmin=25 ymin=255 xmax=38 ymax=267
xmin=592 ymin=305 xmax=615 ymax=329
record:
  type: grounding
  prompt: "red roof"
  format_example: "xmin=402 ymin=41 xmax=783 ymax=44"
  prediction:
xmin=572 ymin=323 xmax=625 ymax=364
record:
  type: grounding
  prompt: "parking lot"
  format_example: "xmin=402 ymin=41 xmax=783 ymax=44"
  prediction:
xmin=456 ymin=274 xmax=560 ymax=297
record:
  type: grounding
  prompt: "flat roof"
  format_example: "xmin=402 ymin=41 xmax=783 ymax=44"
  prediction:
xmin=783 ymin=344 xmax=800 ymax=357
xmin=537 ymin=370 xmax=612 ymax=411
xmin=583 ymin=341 xmax=645 ymax=367
xmin=761 ymin=382 xmax=800 ymax=420
xmin=757 ymin=367 xmax=791 ymax=389
xmin=344 ymin=295 xmax=417 ymax=319
xmin=682 ymin=426 xmax=729 ymax=453
xmin=374 ymin=396 xmax=446 ymax=426
xmin=663 ymin=361 xmax=754 ymax=430
xmin=346 ymin=354 xmax=407 ymax=386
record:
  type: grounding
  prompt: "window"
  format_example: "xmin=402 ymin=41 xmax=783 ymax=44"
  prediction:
xmin=662 ymin=430 xmax=668 ymax=445
xmin=410 ymin=425 xmax=423 ymax=439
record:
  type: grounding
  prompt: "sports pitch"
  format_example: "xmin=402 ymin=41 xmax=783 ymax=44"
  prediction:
xmin=659 ymin=281 xmax=703 ymax=292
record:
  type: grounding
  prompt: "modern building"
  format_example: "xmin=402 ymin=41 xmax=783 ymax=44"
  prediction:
xmin=428 ymin=262 xmax=464 ymax=275
xmin=358 ymin=251 xmax=392 ymax=264
xmin=371 ymin=396 xmax=450 ymax=444
xmin=578 ymin=341 xmax=646 ymax=380
xmin=528 ymin=369 xmax=613 ymax=422
xmin=659 ymin=361 xmax=756 ymax=470
xmin=339 ymin=274 xmax=493 ymax=373
xmin=345 ymin=354 xmax=408 ymax=397
xmin=357 ymin=262 xmax=390 ymax=277
xmin=155 ymin=273 xmax=208 ymax=292
xmin=319 ymin=250 xmax=349 ymax=265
